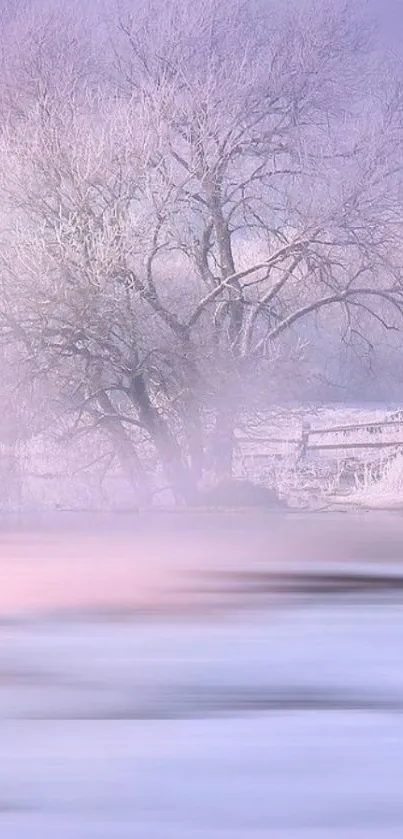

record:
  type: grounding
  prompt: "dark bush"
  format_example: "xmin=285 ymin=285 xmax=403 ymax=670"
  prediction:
xmin=195 ymin=479 xmax=286 ymax=509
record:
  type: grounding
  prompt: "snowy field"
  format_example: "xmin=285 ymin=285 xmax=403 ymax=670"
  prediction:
xmin=233 ymin=403 xmax=403 ymax=508
xmin=1 ymin=511 xmax=403 ymax=837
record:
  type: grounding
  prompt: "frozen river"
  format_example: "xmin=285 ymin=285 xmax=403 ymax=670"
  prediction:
xmin=1 ymin=510 xmax=403 ymax=837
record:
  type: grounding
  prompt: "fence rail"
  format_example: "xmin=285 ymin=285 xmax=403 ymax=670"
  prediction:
xmin=236 ymin=415 xmax=403 ymax=461
xmin=307 ymin=418 xmax=403 ymax=435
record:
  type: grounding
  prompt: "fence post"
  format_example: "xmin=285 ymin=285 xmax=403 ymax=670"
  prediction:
xmin=296 ymin=421 xmax=310 ymax=464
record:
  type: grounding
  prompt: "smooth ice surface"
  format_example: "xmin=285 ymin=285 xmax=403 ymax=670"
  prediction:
xmin=1 ymin=717 xmax=403 ymax=838
xmin=1 ymin=512 xmax=403 ymax=837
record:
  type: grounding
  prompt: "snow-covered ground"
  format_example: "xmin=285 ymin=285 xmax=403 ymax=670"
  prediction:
xmin=1 ymin=512 xmax=403 ymax=837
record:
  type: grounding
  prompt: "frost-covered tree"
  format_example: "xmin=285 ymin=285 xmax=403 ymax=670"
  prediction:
xmin=1 ymin=0 xmax=403 ymax=503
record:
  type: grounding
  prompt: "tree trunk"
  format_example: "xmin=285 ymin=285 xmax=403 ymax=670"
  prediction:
xmin=95 ymin=390 xmax=152 ymax=506
xmin=207 ymin=184 xmax=244 ymax=347
xmin=182 ymin=389 xmax=204 ymax=485
xmin=188 ymin=423 xmax=204 ymax=483
xmin=130 ymin=373 xmax=198 ymax=505
xmin=108 ymin=423 xmax=152 ymax=505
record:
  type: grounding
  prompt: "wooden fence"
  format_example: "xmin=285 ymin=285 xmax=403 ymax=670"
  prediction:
xmin=236 ymin=415 xmax=403 ymax=464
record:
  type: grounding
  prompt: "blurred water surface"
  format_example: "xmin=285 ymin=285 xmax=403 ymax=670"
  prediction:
xmin=1 ymin=510 xmax=403 ymax=837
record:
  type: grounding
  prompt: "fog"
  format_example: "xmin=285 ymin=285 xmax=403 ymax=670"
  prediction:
xmin=1 ymin=0 xmax=403 ymax=836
